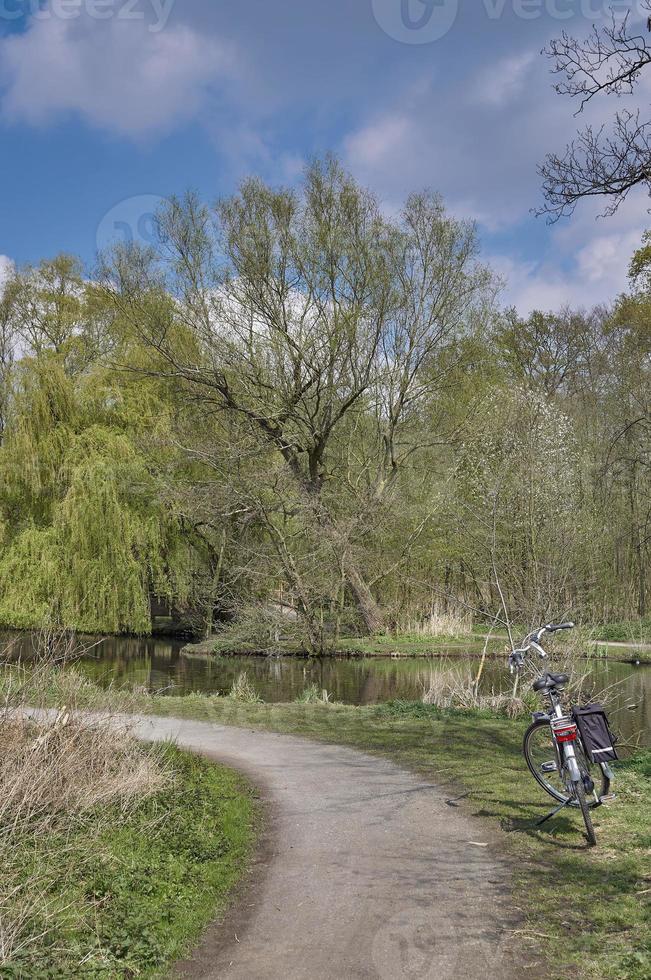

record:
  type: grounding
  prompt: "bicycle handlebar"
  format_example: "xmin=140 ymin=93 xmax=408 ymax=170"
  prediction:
xmin=543 ymin=621 xmax=574 ymax=632
xmin=524 ymin=621 xmax=575 ymax=645
xmin=508 ymin=621 xmax=575 ymax=671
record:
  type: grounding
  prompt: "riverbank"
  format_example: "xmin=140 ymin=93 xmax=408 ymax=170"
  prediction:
xmin=184 ymin=629 xmax=651 ymax=664
xmin=0 ymin=702 xmax=258 ymax=977
xmin=183 ymin=631 xmax=495 ymax=659
xmin=148 ymin=695 xmax=650 ymax=980
xmin=2 ymin=663 xmax=649 ymax=978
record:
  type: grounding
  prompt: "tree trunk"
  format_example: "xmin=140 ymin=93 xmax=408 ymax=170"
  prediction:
xmin=301 ymin=481 xmax=385 ymax=636
xmin=204 ymin=530 xmax=226 ymax=640
xmin=341 ymin=551 xmax=384 ymax=634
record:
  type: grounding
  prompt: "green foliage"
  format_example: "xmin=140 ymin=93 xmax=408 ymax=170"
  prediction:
xmin=0 ymin=353 xmax=194 ymax=633
xmin=2 ymin=178 xmax=651 ymax=641
xmin=2 ymin=745 xmax=257 ymax=978
xmin=452 ymin=384 xmax=585 ymax=621
xmin=594 ymin=620 xmax=651 ymax=643
xmin=629 ymin=230 xmax=651 ymax=293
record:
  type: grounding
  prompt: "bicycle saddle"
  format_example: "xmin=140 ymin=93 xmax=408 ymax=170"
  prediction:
xmin=532 ymin=671 xmax=569 ymax=692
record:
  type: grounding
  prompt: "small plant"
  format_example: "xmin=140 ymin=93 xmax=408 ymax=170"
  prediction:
xmin=228 ymin=672 xmax=263 ymax=704
xmin=294 ymin=684 xmax=333 ymax=704
xmin=421 ymin=664 xmax=536 ymax=718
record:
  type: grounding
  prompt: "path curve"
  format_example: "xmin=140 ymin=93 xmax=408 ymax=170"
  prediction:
xmin=129 ymin=715 xmax=534 ymax=980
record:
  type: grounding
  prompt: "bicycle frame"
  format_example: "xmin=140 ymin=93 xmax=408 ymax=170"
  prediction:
xmin=512 ymin=622 xmax=612 ymax=843
xmin=538 ymin=688 xmax=582 ymax=784
xmin=510 ymin=622 xmax=590 ymax=786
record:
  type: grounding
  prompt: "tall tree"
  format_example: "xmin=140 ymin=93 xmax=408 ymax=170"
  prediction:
xmin=101 ymin=158 xmax=494 ymax=634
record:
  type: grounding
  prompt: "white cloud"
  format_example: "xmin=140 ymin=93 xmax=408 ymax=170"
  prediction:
xmin=490 ymin=193 xmax=649 ymax=314
xmin=342 ymin=42 xmax=651 ymax=313
xmin=0 ymin=13 xmax=238 ymax=137
xmin=472 ymin=51 xmax=536 ymax=108
xmin=345 ymin=114 xmax=413 ymax=170
xmin=343 ymin=55 xmax=572 ymax=232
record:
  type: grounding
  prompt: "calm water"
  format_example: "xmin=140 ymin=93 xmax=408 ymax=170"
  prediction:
xmin=72 ymin=635 xmax=651 ymax=745
xmin=5 ymin=632 xmax=649 ymax=744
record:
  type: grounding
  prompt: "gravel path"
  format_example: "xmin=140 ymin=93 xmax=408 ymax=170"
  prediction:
xmin=129 ymin=715 xmax=536 ymax=980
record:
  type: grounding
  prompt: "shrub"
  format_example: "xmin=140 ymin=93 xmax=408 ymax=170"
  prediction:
xmin=227 ymin=671 xmax=262 ymax=703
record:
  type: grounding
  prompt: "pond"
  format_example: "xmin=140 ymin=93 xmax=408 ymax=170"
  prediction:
xmin=3 ymin=632 xmax=649 ymax=745
xmin=65 ymin=634 xmax=651 ymax=746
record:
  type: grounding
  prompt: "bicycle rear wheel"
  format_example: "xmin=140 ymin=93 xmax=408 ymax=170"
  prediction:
xmin=523 ymin=720 xmax=609 ymax=806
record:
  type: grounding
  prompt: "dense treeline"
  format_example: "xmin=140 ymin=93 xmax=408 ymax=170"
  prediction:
xmin=0 ymin=160 xmax=649 ymax=645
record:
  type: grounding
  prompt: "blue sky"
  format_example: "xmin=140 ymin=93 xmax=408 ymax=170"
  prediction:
xmin=1 ymin=0 xmax=649 ymax=312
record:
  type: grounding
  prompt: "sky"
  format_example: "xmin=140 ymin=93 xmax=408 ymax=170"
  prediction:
xmin=0 ymin=0 xmax=650 ymax=313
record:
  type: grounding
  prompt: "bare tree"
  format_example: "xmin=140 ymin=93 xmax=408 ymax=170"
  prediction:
xmin=101 ymin=158 xmax=493 ymax=633
xmin=539 ymin=8 xmax=651 ymax=218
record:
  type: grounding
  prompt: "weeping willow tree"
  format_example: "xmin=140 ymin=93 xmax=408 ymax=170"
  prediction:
xmin=0 ymin=355 xmax=193 ymax=633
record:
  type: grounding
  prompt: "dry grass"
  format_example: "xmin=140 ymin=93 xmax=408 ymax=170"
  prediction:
xmin=0 ymin=631 xmax=168 ymax=969
xmin=421 ymin=663 xmax=533 ymax=717
xmin=397 ymin=603 xmax=473 ymax=638
xmin=294 ymin=684 xmax=334 ymax=704
xmin=0 ymin=714 xmax=165 ymax=828
xmin=420 ymin=644 xmax=621 ymax=720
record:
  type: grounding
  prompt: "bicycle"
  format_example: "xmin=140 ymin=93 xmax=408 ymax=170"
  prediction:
xmin=509 ymin=622 xmax=616 ymax=846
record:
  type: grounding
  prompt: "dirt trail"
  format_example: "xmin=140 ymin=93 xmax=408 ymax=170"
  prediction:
xmin=130 ymin=715 xmax=537 ymax=980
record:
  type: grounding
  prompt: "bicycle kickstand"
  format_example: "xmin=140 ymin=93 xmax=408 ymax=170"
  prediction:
xmin=535 ymin=798 xmax=572 ymax=827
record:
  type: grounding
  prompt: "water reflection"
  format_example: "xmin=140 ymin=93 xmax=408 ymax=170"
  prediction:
xmin=3 ymin=632 xmax=648 ymax=745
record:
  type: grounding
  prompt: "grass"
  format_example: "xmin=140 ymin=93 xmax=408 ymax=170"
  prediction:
xmin=228 ymin=670 xmax=263 ymax=703
xmin=189 ymin=631 xmax=496 ymax=659
xmin=592 ymin=620 xmax=651 ymax=644
xmin=294 ymin=683 xmax=333 ymax=703
xmin=0 ymin=654 xmax=259 ymax=979
xmin=146 ymin=695 xmax=651 ymax=980
xmin=0 ymin=737 xmax=258 ymax=979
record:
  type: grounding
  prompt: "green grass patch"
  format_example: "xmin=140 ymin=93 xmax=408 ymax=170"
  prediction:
xmin=148 ymin=695 xmax=650 ymax=980
xmin=3 ymin=745 xmax=258 ymax=979
xmin=592 ymin=620 xmax=651 ymax=644
xmin=188 ymin=631 xmax=495 ymax=659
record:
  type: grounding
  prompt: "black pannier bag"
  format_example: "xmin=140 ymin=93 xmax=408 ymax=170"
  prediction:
xmin=572 ymin=704 xmax=618 ymax=763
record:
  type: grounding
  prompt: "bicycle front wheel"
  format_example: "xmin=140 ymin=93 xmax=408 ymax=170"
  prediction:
xmin=523 ymin=720 xmax=609 ymax=806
